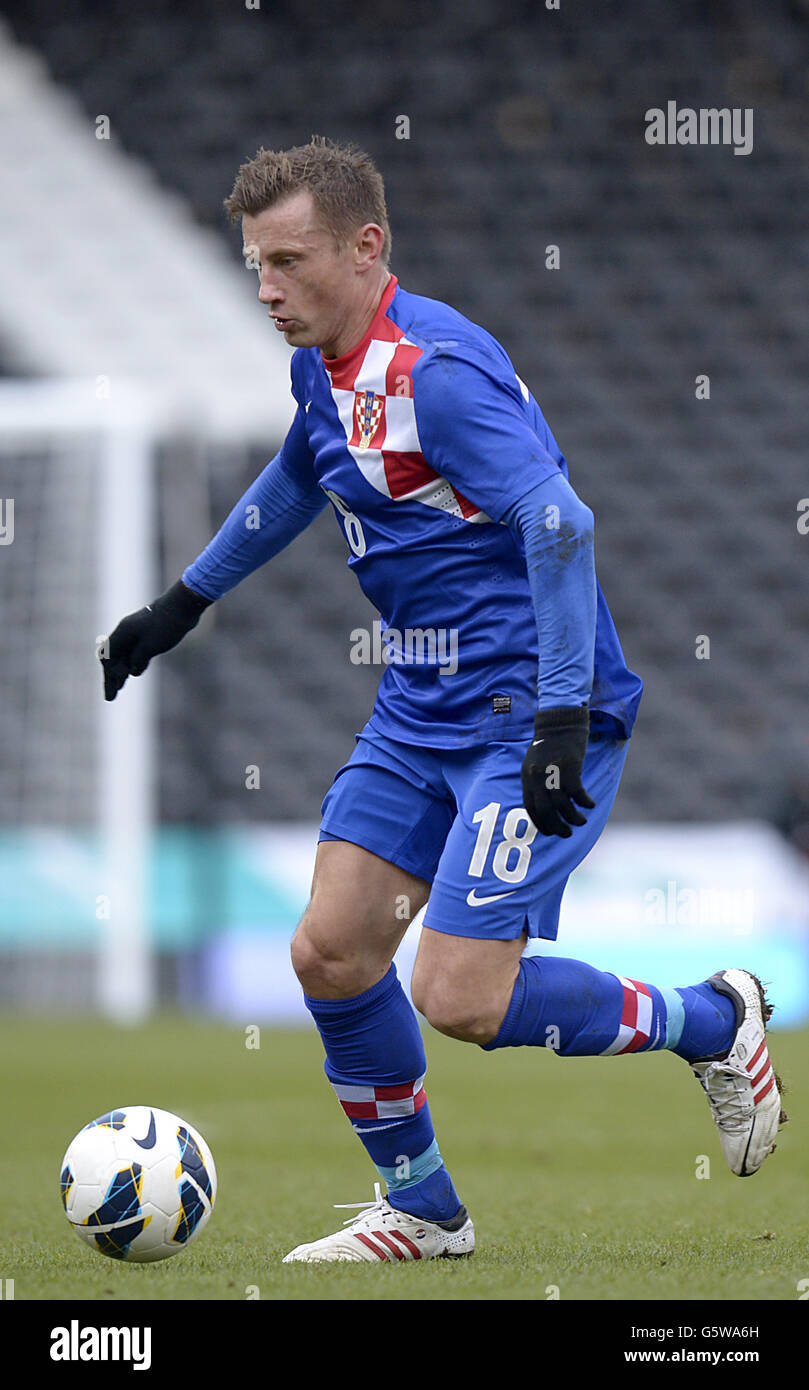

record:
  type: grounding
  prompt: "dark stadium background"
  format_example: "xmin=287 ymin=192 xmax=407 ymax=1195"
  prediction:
xmin=1 ymin=0 xmax=807 ymax=1015
xmin=2 ymin=5 xmax=808 ymax=1321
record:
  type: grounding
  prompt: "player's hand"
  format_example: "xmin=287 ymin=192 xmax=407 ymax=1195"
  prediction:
xmin=521 ymin=705 xmax=595 ymax=838
xmin=99 ymin=580 xmax=211 ymax=701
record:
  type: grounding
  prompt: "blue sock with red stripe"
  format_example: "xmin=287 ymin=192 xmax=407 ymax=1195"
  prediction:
xmin=482 ymin=957 xmax=737 ymax=1059
xmin=304 ymin=964 xmax=462 ymax=1224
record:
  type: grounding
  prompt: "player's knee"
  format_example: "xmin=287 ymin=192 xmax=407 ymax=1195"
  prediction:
xmin=290 ymin=920 xmax=344 ymax=997
xmin=289 ymin=923 xmax=320 ymax=990
xmin=290 ymin=915 xmax=377 ymax=1000
xmin=413 ymin=978 xmax=500 ymax=1046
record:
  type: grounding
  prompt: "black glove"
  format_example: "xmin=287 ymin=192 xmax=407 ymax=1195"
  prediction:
xmin=521 ymin=705 xmax=595 ymax=838
xmin=99 ymin=579 xmax=212 ymax=702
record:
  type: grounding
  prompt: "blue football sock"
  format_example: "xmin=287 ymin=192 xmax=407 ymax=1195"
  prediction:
xmin=670 ymin=981 xmax=738 ymax=1061
xmin=305 ymin=964 xmax=462 ymax=1224
xmin=482 ymin=956 xmax=736 ymax=1059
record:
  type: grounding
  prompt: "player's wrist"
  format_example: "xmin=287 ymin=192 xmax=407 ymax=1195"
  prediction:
xmin=533 ymin=705 xmax=589 ymax=733
xmin=156 ymin=579 xmax=213 ymax=628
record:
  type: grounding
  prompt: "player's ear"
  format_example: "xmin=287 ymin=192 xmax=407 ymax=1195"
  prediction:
xmin=354 ymin=222 xmax=385 ymax=269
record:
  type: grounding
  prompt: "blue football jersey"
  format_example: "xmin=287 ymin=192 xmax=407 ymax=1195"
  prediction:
xmin=184 ymin=273 xmax=642 ymax=746
xmin=286 ymin=274 xmax=642 ymax=746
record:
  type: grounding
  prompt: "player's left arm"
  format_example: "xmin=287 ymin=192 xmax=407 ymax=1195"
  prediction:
xmin=412 ymin=346 xmax=596 ymax=837
xmin=501 ymin=476 xmax=597 ymax=838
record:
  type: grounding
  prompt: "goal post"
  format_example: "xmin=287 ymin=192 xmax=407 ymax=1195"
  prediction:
xmin=95 ymin=413 xmax=156 ymax=1024
xmin=0 ymin=379 xmax=160 ymax=1021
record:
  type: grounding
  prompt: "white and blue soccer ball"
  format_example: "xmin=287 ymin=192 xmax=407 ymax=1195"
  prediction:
xmin=60 ymin=1106 xmax=217 ymax=1263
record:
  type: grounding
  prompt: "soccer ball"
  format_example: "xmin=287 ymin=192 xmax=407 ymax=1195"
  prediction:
xmin=59 ymin=1106 xmax=217 ymax=1263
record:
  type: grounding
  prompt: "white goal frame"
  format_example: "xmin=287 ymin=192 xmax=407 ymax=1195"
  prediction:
xmin=0 ymin=379 xmax=163 ymax=1022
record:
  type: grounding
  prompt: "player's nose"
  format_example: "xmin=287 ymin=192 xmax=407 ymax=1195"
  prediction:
xmin=258 ymin=275 xmax=283 ymax=307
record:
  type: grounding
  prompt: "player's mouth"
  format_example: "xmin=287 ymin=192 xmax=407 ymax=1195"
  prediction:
xmin=272 ymin=315 xmax=296 ymax=332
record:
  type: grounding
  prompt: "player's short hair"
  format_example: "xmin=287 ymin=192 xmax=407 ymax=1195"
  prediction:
xmin=224 ymin=136 xmax=392 ymax=264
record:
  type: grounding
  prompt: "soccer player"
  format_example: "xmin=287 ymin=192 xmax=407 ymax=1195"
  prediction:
xmin=101 ymin=138 xmax=786 ymax=1264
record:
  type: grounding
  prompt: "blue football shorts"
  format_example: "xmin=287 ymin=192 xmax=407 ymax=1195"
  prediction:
xmin=318 ymin=720 xmax=629 ymax=942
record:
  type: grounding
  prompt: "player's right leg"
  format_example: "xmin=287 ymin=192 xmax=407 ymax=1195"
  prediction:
xmin=283 ymin=728 xmax=474 ymax=1264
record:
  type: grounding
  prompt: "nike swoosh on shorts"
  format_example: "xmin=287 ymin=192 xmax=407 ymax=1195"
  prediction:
xmin=466 ymin=888 xmax=518 ymax=906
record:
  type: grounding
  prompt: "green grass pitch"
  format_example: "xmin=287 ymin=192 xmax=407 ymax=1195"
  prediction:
xmin=1 ymin=1015 xmax=806 ymax=1301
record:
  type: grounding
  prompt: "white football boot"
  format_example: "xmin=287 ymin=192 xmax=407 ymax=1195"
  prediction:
xmin=282 ymin=1182 xmax=475 ymax=1264
xmin=689 ymin=969 xmax=787 ymax=1176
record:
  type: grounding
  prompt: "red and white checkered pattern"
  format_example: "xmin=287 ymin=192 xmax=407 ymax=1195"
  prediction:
xmin=324 ymin=276 xmax=490 ymax=522
xmin=600 ymin=976 xmax=655 ymax=1055
xmin=331 ymin=1074 xmax=428 ymax=1121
